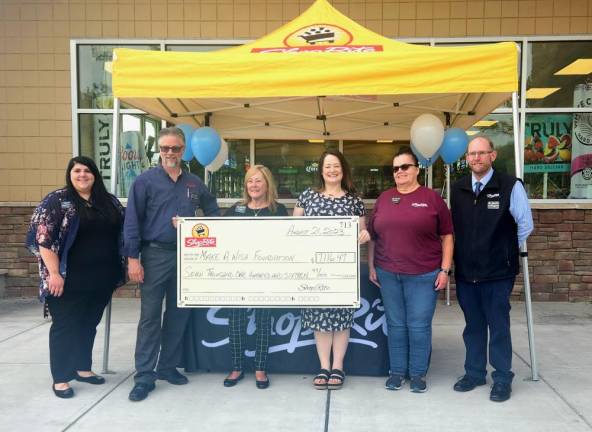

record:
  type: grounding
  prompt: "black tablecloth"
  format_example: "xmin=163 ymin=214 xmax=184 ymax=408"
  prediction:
xmin=182 ymin=265 xmax=390 ymax=376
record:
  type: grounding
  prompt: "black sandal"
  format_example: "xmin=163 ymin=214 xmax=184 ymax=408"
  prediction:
xmin=328 ymin=369 xmax=345 ymax=390
xmin=313 ymin=369 xmax=331 ymax=390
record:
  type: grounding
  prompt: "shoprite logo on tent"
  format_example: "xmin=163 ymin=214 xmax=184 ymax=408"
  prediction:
xmin=251 ymin=24 xmax=383 ymax=54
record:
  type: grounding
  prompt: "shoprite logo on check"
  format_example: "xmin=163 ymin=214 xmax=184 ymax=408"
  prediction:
xmin=186 ymin=223 xmax=217 ymax=248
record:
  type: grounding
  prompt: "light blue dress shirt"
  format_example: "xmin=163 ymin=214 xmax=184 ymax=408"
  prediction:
xmin=472 ymin=169 xmax=534 ymax=245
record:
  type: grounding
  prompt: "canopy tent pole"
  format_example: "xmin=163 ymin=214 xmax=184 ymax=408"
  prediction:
xmin=445 ymin=163 xmax=451 ymax=306
xmin=443 ymin=112 xmax=451 ymax=306
xmin=102 ymin=96 xmax=121 ymax=375
xmin=511 ymin=90 xmax=539 ymax=381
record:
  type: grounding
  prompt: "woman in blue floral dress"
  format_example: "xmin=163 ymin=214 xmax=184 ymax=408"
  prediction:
xmin=293 ymin=149 xmax=370 ymax=390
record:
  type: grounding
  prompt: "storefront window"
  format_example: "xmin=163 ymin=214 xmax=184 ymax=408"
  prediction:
xmin=208 ymin=139 xmax=250 ymax=199
xmin=255 ymin=140 xmax=339 ymax=199
xmin=77 ymin=45 xmax=159 ymax=109
xmin=343 ymin=141 xmax=398 ymax=198
xmin=524 ymin=113 xmax=592 ymax=199
xmin=73 ymin=39 xmax=592 ymax=203
xmin=526 ymin=41 xmax=592 ymax=108
xmin=452 ymin=114 xmax=516 ymax=182
xmin=79 ymin=113 xmax=160 ymax=197
xmin=165 ymin=45 xmax=235 ymax=52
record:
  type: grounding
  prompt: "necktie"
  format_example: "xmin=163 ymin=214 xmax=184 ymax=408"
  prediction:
xmin=474 ymin=181 xmax=482 ymax=197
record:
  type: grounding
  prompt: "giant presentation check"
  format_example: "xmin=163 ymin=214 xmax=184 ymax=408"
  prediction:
xmin=177 ymin=216 xmax=360 ymax=307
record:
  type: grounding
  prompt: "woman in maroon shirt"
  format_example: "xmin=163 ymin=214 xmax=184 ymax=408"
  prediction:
xmin=367 ymin=146 xmax=453 ymax=393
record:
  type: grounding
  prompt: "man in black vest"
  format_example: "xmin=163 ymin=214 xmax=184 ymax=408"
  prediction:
xmin=451 ymin=136 xmax=533 ymax=402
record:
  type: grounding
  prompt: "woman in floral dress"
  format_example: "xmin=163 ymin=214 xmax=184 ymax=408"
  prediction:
xmin=293 ymin=149 xmax=370 ymax=390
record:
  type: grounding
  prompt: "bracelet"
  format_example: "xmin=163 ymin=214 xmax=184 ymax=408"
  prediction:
xmin=439 ymin=268 xmax=451 ymax=275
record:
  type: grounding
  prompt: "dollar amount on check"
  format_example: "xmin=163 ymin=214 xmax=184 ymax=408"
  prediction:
xmin=177 ymin=216 xmax=360 ymax=307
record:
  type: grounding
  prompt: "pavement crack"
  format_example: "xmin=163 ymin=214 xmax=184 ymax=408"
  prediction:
xmin=514 ymin=350 xmax=592 ymax=430
xmin=0 ymin=321 xmax=49 ymax=344
xmin=324 ymin=389 xmax=331 ymax=432
xmin=61 ymin=370 xmax=135 ymax=432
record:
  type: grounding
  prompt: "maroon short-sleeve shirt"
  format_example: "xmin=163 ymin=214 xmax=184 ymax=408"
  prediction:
xmin=367 ymin=186 xmax=453 ymax=275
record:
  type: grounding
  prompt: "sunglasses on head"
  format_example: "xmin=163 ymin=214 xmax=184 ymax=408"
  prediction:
xmin=160 ymin=145 xmax=183 ymax=154
xmin=392 ymin=163 xmax=417 ymax=173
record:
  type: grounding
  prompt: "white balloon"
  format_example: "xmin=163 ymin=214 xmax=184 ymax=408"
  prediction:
xmin=410 ymin=114 xmax=444 ymax=159
xmin=206 ymin=138 xmax=229 ymax=172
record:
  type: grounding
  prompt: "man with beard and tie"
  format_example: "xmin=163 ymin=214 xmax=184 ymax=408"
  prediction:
xmin=450 ymin=136 xmax=533 ymax=403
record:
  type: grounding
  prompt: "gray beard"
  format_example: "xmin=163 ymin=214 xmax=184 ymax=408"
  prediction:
xmin=165 ymin=160 xmax=178 ymax=168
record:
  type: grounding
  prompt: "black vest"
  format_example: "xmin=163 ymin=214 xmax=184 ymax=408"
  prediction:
xmin=451 ymin=171 xmax=520 ymax=282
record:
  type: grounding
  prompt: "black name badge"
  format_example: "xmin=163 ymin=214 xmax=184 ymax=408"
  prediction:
xmin=391 ymin=197 xmax=401 ymax=205
xmin=487 ymin=200 xmax=500 ymax=210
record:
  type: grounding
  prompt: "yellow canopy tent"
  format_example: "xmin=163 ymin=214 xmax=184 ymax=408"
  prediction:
xmin=107 ymin=0 xmax=537 ymax=381
xmin=112 ymin=0 xmax=518 ymax=141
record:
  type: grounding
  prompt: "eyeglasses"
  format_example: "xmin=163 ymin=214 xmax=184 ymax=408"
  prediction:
xmin=467 ymin=150 xmax=493 ymax=158
xmin=392 ymin=164 xmax=417 ymax=173
xmin=160 ymin=145 xmax=183 ymax=154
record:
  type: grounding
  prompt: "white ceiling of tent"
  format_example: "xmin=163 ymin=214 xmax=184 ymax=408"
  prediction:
xmin=123 ymin=91 xmax=508 ymax=140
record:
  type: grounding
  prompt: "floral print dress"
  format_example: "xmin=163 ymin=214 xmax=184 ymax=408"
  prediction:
xmin=295 ymin=188 xmax=365 ymax=332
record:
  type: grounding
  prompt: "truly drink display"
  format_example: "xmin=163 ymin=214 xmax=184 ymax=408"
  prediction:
xmin=569 ymin=83 xmax=592 ymax=198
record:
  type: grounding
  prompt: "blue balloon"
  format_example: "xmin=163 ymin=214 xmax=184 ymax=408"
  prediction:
xmin=411 ymin=142 xmax=439 ymax=167
xmin=176 ymin=124 xmax=195 ymax=161
xmin=440 ymin=128 xmax=469 ymax=164
xmin=191 ymin=127 xmax=221 ymax=166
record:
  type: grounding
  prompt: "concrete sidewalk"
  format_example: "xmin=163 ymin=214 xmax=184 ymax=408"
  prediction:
xmin=0 ymin=298 xmax=591 ymax=432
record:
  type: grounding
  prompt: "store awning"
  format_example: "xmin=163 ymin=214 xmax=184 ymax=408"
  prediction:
xmin=112 ymin=0 xmax=519 ymax=140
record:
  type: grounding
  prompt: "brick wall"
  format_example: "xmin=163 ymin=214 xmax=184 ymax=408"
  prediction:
xmin=523 ymin=209 xmax=592 ymax=302
xmin=2 ymin=205 xmax=591 ymax=302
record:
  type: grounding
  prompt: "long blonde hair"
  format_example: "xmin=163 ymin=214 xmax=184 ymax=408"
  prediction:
xmin=241 ymin=165 xmax=278 ymax=213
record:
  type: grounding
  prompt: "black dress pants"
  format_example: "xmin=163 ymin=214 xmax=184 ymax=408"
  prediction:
xmin=46 ymin=290 xmax=111 ymax=383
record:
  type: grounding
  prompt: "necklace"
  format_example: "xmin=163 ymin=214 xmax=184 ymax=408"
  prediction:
xmin=323 ymin=189 xmax=344 ymax=199
xmin=250 ymin=205 xmax=267 ymax=217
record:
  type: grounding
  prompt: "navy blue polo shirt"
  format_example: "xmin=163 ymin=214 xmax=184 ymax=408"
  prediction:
xmin=123 ymin=166 xmax=219 ymax=258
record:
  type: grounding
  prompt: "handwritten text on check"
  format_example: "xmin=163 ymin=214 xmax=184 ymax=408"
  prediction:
xmin=177 ymin=217 xmax=360 ymax=308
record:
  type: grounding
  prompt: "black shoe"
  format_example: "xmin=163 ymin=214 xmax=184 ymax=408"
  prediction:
xmin=490 ymin=382 xmax=512 ymax=402
xmin=410 ymin=376 xmax=427 ymax=393
xmin=328 ymin=369 xmax=345 ymax=390
xmin=75 ymin=373 xmax=106 ymax=385
xmin=157 ymin=369 xmax=188 ymax=385
xmin=385 ymin=374 xmax=405 ymax=391
xmin=128 ymin=382 xmax=155 ymax=402
xmin=223 ymin=371 xmax=244 ymax=387
xmin=453 ymin=375 xmax=486 ymax=392
xmin=256 ymin=373 xmax=270 ymax=389
xmin=53 ymin=384 xmax=74 ymax=399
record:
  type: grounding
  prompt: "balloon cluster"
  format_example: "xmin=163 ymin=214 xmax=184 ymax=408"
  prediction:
xmin=177 ymin=125 xmax=228 ymax=172
xmin=409 ymin=114 xmax=470 ymax=166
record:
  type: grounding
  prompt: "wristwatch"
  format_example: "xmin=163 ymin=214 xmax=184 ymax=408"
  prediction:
xmin=439 ymin=268 xmax=452 ymax=275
